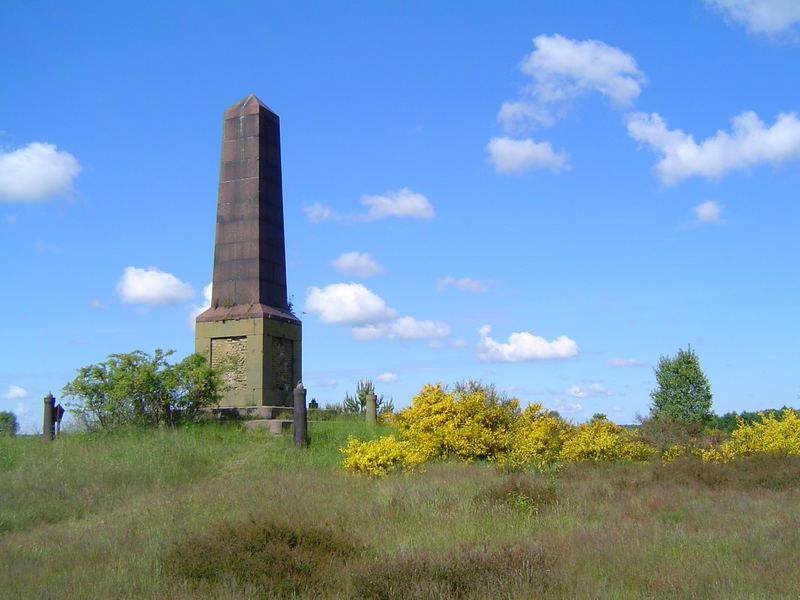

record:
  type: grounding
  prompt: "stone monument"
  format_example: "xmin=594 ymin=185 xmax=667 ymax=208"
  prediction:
xmin=195 ymin=94 xmax=301 ymax=407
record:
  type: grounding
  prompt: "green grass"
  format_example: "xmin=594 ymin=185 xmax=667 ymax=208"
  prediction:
xmin=2 ymin=422 xmax=800 ymax=598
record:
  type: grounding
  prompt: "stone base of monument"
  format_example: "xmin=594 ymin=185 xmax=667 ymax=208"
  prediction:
xmin=195 ymin=315 xmax=301 ymax=408
xmin=201 ymin=406 xmax=297 ymax=436
xmin=204 ymin=405 xmax=295 ymax=420
xmin=242 ymin=419 xmax=294 ymax=434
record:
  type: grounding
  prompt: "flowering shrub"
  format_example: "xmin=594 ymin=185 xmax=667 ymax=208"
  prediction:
xmin=560 ymin=418 xmax=654 ymax=462
xmin=493 ymin=404 xmax=569 ymax=469
xmin=340 ymin=382 xmax=800 ymax=475
xmin=340 ymin=435 xmax=425 ymax=476
xmin=393 ymin=383 xmax=519 ymax=462
xmin=718 ymin=409 xmax=800 ymax=458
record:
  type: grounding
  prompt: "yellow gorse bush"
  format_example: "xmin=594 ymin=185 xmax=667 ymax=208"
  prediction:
xmin=340 ymin=383 xmax=800 ymax=475
xmin=492 ymin=403 xmax=569 ymax=469
xmin=340 ymin=435 xmax=426 ymax=476
xmin=394 ymin=383 xmax=519 ymax=463
xmin=560 ymin=418 xmax=654 ymax=462
xmin=718 ymin=409 xmax=800 ymax=458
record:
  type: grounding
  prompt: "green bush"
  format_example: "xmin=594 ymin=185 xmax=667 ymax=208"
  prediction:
xmin=62 ymin=349 xmax=224 ymax=431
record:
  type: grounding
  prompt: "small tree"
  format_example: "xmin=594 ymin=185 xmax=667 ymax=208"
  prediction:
xmin=342 ymin=379 xmax=395 ymax=415
xmin=649 ymin=346 xmax=713 ymax=425
xmin=0 ymin=411 xmax=18 ymax=436
xmin=62 ymin=349 xmax=224 ymax=431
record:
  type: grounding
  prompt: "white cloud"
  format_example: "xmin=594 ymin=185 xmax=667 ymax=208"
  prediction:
xmin=706 ymin=0 xmax=800 ymax=34
xmin=352 ymin=316 xmax=451 ymax=341
xmin=0 ymin=142 xmax=81 ymax=202
xmin=305 ymin=283 xmax=397 ymax=325
xmin=522 ymin=34 xmax=645 ymax=108
xmin=331 ymin=252 xmax=383 ymax=277
xmin=89 ymin=299 xmax=107 ymax=311
xmin=693 ymin=200 xmax=724 ymax=224
xmin=486 ymin=136 xmax=569 ymax=174
xmin=497 ymin=33 xmax=644 ymax=134
xmin=626 ymin=111 xmax=800 ymax=184
xmin=305 ymin=188 xmax=434 ymax=223
xmin=567 ymin=383 xmax=610 ymax=398
xmin=437 ymin=276 xmax=488 ymax=293
xmin=498 ymin=101 xmax=556 ymax=131
xmin=607 ymin=357 xmax=647 ymax=368
xmin=306 ymin=282 xmax=449 ymax=342
xmin=476 ymin=324 xmax=579 ymax=362
xmin=377 ymin=372 xmax=399 ymax=383
xmin=188 ymin=283 xmax=213 ymax=328
xmin=116 ymin=266 xmax=195 ymax=305
xmin=1 ymin=385 xmax=30 ymax=400
xmin=450 ymin=338 xmax=467 ymax=348
xmin=360 ymin=188 xmax=435 ymax=221
xmin=551 ymin=399 xmax=583 ymax=414
xmin=304 ymin=202 xmax=336 ymax=223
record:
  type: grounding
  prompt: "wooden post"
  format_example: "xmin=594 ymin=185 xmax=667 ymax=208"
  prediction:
xmin=293 ymin=382 xmax=307 ymax=448
xmin=42 ymin=393 xmax=55 ymax=441
xmin=365 ymin=391 xmax=377 ymax=425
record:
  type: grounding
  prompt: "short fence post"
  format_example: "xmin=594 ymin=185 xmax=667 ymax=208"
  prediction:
xmin=43 ymin=393 xmax=55 ymax=441
xmin=365 ymin=391 xmax=377 ymax=425
xmin=293 ymin=382 xmax=308 ymax=448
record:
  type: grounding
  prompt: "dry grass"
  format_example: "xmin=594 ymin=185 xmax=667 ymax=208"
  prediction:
xmin=2 ymin=423 xmax=800 ymax=599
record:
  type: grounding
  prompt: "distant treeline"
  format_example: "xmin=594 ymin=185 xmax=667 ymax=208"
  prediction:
xmin=709 ymin=407 xmax=800 ymax=433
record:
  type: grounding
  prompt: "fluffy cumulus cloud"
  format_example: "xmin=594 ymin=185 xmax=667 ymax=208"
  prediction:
xmin=490 ymin=34 xmax=643 ymax=176
xmin=437 ymin=276 xmax=488 ymax=293
xmin=706 ymin=0 xmax=800 ymax=34
xmin=1 ymin=385 xmax=30 ymax=400
xmin=305 ymin=283 xmax=397 ymax=325
xmin=361 ymin=188 xmax=434 ymax=221
xmin=0 ymin=142 xmax=81 ymax=202
xmin=522 ymin=34 xmax=645 ymax=108
xmin=476 ymin=325 xmax=579 ymax=362
xmin=607 ymin=357 xmax=647 ymax=368
xmin=305 ymin=188 xmax=434 ymax=223
xmin=626 ymin=111 xmax=800 ymax=184
xmin=497 ymin=34 xmax=644 ymax=135
xmin=693 ymin=200 xmax=724 ymax=224
xmin=566 ymin=383 xmax=610 ymax=398
xmin=331 ymin=252 xmax=383 ymax=277
xmin=377 ymin=372 xmax=399 ymax=383
xmin=486 ymin=137 xmax=569 ymax=174
xmin=305 ymin=282 xmax=449 ymax=342
xmin=352 ymin=316 xmax=451 ymax=341
xmin=116 ymin=267 xmax=195 ymax=305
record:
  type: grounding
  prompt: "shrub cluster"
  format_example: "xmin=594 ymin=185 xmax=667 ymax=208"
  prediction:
xmin=663 ymin=409 xmax=800 ymax=463
xmin=341 ymin=383 xmax=652 ymax=475
xmin=341 ymin=384 xmax=800 ymax=476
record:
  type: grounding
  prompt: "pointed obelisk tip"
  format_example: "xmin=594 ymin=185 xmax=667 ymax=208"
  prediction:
xmin=224 ymin=93 xmax=275 ymax=117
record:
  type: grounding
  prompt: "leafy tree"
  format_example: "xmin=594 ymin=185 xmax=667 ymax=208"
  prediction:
xmin=0 ymin=411 xmax=18 ymax=435
xmin=342 ymin=379 xmax=395 ymax=415
xmin=62 ymin=349 xmax=224 ymax=431
xmin=649 ymin=346 xmax=713 ymax=425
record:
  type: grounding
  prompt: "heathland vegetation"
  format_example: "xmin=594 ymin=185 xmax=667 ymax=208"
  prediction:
xmin=3 ymin=346 xmax=800 ymax=598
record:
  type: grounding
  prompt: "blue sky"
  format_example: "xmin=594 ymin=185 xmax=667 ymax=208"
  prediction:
xmin=3 ymin=0 xmax=800 ymax=431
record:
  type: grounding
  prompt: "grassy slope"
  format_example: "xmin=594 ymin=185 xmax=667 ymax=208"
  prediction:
xmin=1 ymin=422 xmax=799 ymax=599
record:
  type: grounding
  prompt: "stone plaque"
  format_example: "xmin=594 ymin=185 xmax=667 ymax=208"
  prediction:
xmin=272 ymin=337 xmax=293 ymax=392
xmin=211 ymin=336 xmax=247 ymax=390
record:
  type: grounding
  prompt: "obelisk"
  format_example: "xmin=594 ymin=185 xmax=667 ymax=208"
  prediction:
xmin=195 ymin=94 xmax=301 ymax=407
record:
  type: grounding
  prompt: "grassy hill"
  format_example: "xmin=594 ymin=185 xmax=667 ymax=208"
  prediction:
xmin=2 ymin=421 xmax=799 ymax=599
